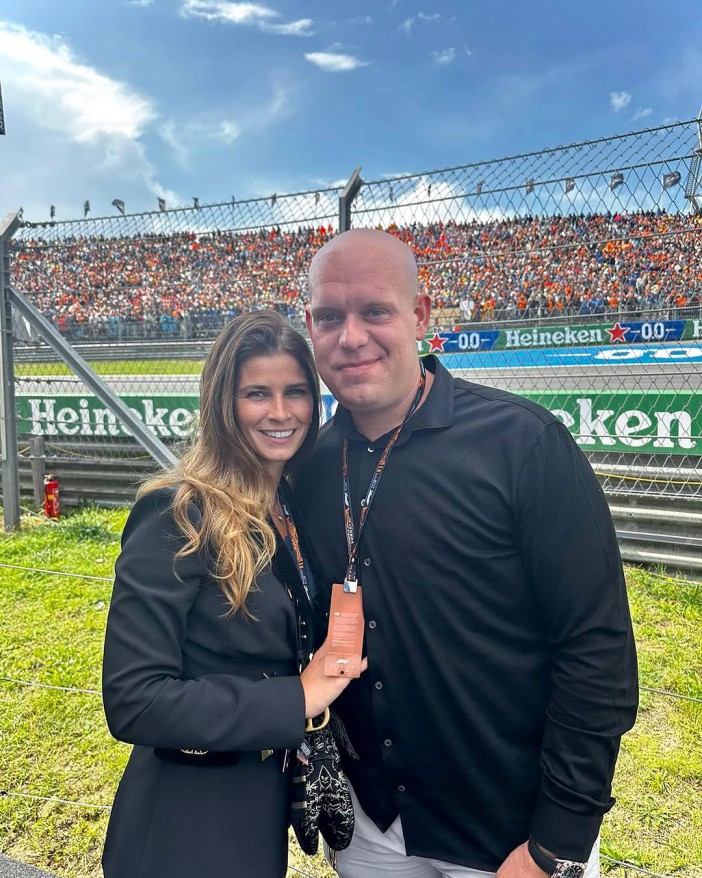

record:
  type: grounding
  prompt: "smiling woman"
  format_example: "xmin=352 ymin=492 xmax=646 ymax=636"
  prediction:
xmin=235 ymin=352 xmax=315 ymax=483
xmin=100 ymin=311 xmax=357 ymax=878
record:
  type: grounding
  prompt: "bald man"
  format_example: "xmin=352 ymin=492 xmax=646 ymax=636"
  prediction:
xmin=296 ymin=229 xmax=638 ymax=878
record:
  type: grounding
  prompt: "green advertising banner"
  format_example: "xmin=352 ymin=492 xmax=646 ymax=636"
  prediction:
xmin=522 ymin=391 xmax=701 ymax=455
xmin=17 ymin=390 xmax=702 ymax=454
xmin=17 ymin=394 xmax=201 ymax=441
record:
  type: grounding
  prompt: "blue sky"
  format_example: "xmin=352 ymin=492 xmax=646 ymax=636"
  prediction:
xmin=1 ymin=0 xmax=701 ymax=222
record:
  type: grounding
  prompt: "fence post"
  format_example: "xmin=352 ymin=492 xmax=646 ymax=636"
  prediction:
xmin=0 ymin=211 xmax=21 ymax=530
xmin=338 ymin=168 xmax=363 ymax=233
xmin=30 ymin=435 xmax=46 ymax=508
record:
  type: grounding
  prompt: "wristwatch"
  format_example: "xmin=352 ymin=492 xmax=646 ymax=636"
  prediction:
xmin=528 ymin=838 xmax=587 ymax=878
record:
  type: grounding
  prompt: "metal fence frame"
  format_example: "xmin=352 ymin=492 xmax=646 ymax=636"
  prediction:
xmin=1 ymin=119 xmax=702 ymax=876
xmin=2 ymin=117 xmax=702 ymax=532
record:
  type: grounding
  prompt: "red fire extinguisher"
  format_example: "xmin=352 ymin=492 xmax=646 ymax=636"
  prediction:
xmin=44 ymin=473 xmax=60 ymax=519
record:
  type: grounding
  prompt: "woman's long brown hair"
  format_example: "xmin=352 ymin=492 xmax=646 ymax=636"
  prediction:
xmin=140 ymin=311 xmax=320 ymax=615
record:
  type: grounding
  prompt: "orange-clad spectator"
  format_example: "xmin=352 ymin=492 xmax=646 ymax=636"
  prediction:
xmin=9 ymin=210 xmax=702 ymax=338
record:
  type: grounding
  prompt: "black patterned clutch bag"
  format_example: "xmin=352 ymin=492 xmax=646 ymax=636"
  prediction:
xmin=290 ymin=710 xmax=357 ymax=856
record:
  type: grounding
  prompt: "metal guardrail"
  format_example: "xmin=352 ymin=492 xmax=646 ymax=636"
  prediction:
xmin=13 ymin=339 xmax=214 ymax=363
xmin=608 ymin=494 xmax=702 ymax=574
xmin=4 ymin=441 xmax=702 ymax=577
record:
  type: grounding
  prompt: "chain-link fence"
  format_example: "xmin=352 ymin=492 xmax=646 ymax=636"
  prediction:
xmin=1 ymin=121 xmax=702 ymax=877
xmin=4 ymin=118 xmax=702 ymax=508
xmin=352 ymin=119 xmax=702 ymax=505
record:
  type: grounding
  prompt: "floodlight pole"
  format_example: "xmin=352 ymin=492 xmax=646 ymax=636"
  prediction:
xmin=339 ymin=168 xmax=363 ymax=232
xmin=0 ymin=211 xmax=21 ymax=530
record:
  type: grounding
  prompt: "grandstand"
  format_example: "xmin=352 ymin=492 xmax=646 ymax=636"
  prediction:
xmin=9 ymin=211 xmax=702 ymax=340
xmin=2 ymin=115 xmax=702 ymax=878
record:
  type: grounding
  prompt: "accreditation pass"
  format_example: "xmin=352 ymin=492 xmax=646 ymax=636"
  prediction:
xmin=324 ymin=582 xmax=364 ymax=678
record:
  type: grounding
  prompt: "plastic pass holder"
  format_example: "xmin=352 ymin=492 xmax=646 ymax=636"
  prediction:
xmin=324 ymin=580 xmax=364 ymax=678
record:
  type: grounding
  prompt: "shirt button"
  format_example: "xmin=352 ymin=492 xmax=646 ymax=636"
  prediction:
xmin=368 ymin=620 xmax=377 ymax=629
xmin=384 ymin=739 xmax=392 ymax=747
xmin=363 ymin=557 xmax=371 ymax=567
xmin=397 ymin=785 xmax=406 ymax=793
xmin=375 ymin=681 xmax=383 ymax=690
xmin=367 ymin=446 xmax=375 ymax=453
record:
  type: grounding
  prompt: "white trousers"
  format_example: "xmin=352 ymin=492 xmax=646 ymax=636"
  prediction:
xmin=327 ymin=782 xmax=601 ymax=878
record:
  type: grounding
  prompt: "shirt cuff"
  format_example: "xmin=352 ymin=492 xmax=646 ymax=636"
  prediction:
xmin=529 ymin=794 xmax=609 ymax=862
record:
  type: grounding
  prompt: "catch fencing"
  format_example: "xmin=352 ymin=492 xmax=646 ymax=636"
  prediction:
xmin=1 ymin=121 xmax=702 ymax=876
xmin=1 ymin=117 xmax=701 ymax=521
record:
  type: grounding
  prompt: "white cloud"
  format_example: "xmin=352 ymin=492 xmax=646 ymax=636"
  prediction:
xmin=0 ymin=21 xmax=156 ymax=143
xmin=128 ymin=0 xmax=154 ymax=6
xmin=161 ymin=117 xmax=241 ymax=163
xmin=304 ymin=51 xmax=367 ymax=72
xmin=399 ymin=17 xmax=414 ymax=35
xmin=267 ymin=18 xmax=314 ymax=36
xmin=401 ymin=11 xmax=449 ymax=34
xmin=163 ymin=117 xmax=243 ymax=152
xmin=609 ymin=90 xmax=632 ymax=112
xmin=218 ymin=120 xmax=241 ymax=143
xmin=0 ymin=20 xmax=180 ymax=219
xmin=632 ymin=107 xmax=652 ymax=121
xmin=434 ymin=47 xmax=456 ymax=65
xmin=160 ymin=80 xmax=292 ymax=167
xmin=179 ymin=1 xmax=313 ymax=35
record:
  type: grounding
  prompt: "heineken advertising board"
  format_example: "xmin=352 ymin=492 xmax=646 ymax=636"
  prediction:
xmin=522 ymin=392 xmax=700 ymax=454
xmin=17 ymin=390 xmax=702 ymax=455
xmin=418 ymin=318 xmax=702 ymax=354
xmin=18 ymin=394 xmax=339 ymax=441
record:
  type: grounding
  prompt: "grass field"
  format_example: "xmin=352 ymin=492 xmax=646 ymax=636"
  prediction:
xmin=1 ymin=508 xmax=701 ymax=878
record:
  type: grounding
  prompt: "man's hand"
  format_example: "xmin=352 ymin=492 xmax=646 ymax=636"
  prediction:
xmin=496 ymin=842 xmax=549 ymax=878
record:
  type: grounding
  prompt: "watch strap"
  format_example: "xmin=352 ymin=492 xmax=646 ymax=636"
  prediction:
xmin=527 ymin=839 xmax=588 ymax=878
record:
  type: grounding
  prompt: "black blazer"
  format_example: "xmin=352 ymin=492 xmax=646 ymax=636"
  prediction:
xmin=102 ymin=487 xmax=310 ymax=878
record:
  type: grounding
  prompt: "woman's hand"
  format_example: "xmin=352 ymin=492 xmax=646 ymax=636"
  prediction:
xmin=299 ymin=639 xmax=368 ymax=719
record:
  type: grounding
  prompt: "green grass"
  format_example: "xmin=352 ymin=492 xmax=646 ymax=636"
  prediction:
xmin=15 ymin=359 xmax=205 ymax=377
xmin=0 ymin=508 xmax=333 ymax=878
xmin=604 ymin=569 xmax=702 ymax=876
xmin=1 ymin=513 xmax=701 ymax=877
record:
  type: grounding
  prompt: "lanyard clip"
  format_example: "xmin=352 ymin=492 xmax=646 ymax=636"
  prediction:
xmin=343 ymin=577 xmax=358 ymax=594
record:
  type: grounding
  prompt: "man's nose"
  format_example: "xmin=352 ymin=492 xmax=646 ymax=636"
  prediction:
xmin=340 ymin=315 xmax=368 ymax=350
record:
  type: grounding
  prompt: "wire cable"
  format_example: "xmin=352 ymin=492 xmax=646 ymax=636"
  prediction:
xmin=0 ymin=790 xmax=111 ymax=811
xmin=0 ymin=677 xmax=100 ymax=695
xmin=600 ymin=854 xmax=672 ymax=878
xmin=0 ymin=561 xmax=112 ymax=582
xmin=639 ymin=685 xmax=702 ymax=705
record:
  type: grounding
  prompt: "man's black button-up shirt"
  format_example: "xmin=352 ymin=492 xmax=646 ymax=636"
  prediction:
xmin=297 ymin=356 xmax=638 ymax=870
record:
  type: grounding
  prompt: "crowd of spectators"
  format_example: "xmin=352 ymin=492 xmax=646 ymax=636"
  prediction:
xmin=11 ymin=210 xmax=702 ymax=340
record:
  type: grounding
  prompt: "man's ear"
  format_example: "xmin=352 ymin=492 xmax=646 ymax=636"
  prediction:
xmin=414 ymin=292 xmax=432 ymax=340
xmin=305 ymin=307 xmax=313 ymax=334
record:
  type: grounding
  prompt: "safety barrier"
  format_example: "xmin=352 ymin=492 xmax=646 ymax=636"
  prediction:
xmin=3 ymin=117 xmax=702 ymax=875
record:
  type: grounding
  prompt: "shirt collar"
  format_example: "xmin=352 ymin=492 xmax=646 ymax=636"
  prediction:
xmin=331 ymin=355 xmax=455 ymax=446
